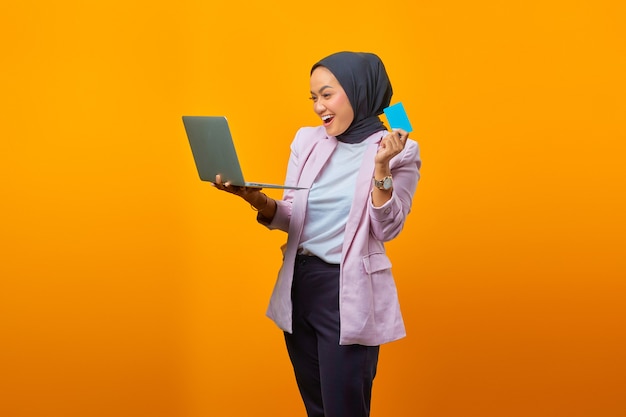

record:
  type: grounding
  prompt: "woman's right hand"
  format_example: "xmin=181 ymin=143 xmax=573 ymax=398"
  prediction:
xmin=213 ymin=174 xmax=263 ymax=203
xmin=214 ymin=174 xmax=276 ymax=218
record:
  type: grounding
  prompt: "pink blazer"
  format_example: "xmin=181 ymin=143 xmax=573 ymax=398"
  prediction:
xmin=260 ymin=126 xmax=421 ymax=346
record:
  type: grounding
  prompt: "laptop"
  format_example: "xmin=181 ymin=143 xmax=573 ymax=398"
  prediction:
xmin=182 ymin=116 xmax=306 ymax=190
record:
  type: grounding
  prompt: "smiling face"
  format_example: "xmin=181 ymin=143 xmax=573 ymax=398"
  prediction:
xmin=309 ymin=66 xmax=354 ymax=137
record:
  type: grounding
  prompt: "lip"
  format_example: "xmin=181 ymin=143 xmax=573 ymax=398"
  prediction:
xmin=322 ymin=115 xmax=335 ymax=126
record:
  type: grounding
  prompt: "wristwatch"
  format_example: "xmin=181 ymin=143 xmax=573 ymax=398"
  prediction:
xmin=373 ymin=175 xmax=393 ymax=190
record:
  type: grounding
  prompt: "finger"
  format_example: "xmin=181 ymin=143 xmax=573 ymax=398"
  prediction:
xmin=383 ymin=132 xmax=397 ymax=145
xmin=387 ymin=132 xmax=402 ymax=149
xmin=393 ymin=131 xmax=410 ymax=149
xmin=214 ymin=175 xmax=231 ymax=191
xmin=381 ymin=136 xmax=396 ymax=152
xmin=215 ymin=174 xmax=225 ymax=188
xmin=244 ymin=186 xmax=263 ymax=193
xmin=223 ymin=181 xmax=239 ymax=193
xmin=393 ymin=129 xmax=408 ymax=140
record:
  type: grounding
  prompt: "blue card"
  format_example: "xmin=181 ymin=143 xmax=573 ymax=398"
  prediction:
xmin=383 ymin=102 xmax=413 ymax=133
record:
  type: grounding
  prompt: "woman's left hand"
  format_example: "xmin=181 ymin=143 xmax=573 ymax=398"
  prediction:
xmin=375 ymin=129 xmax=409 ymax=166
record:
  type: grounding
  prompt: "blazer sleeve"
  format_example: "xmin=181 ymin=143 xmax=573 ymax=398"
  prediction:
xmin=368 ymin=139 xmax=421 ymax=241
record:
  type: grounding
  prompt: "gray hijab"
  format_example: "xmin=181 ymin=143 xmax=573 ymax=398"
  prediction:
xmin=311 ymin=52 xmax=393 ymax=144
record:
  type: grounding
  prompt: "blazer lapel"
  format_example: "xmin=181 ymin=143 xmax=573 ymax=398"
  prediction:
xmin=300 ymin=137 xmax=337 ymax=189
xmin=288 ymin=137 xmax=338 ymax=249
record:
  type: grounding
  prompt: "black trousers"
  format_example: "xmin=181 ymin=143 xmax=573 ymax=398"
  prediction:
xmin=285 ymin=255 xmax=379 ymax=417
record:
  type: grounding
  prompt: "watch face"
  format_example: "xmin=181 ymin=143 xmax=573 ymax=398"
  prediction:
xmin=383 ymin=177 xmax=393 ymax=190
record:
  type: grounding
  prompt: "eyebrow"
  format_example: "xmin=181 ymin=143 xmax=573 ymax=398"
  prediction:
xmin=310 ymin=85 xmax=334 ymax=95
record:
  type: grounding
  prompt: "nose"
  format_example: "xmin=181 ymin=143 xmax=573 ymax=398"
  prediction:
xmin=313 ymin=99 xmax=326 ymax=114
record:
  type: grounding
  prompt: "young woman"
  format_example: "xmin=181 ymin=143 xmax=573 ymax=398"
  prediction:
xmin=214 ymin=51 xmax=421 ymax=417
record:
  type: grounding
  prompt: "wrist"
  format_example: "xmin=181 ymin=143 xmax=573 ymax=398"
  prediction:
xmin=374 ymin=162 xmax=391 ymax=178
xmin=249 ymin=193 xmax=269 ymax=212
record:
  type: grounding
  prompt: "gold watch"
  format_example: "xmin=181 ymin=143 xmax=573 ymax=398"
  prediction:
xmin=373 ymin=175 xmax=393 ymax=190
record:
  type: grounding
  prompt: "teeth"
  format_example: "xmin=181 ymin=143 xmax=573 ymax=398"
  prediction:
xmin=322 ymin=115 xmax=333 ymax=121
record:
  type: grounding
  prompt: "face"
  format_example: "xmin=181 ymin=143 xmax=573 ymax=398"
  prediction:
xmin=309 ymin=66 xmax=354 ymax=137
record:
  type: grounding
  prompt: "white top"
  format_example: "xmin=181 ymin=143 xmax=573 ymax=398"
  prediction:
xmin=299 ymin=141 xmax=370 ymax=264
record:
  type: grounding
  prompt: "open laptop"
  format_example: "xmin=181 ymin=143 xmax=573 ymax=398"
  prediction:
xmin=182 ymin=116 xmax=306 ymax=190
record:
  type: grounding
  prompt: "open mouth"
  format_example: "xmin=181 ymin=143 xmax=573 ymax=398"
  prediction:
xmin=322 ymin=115 xmax=335 ymax=125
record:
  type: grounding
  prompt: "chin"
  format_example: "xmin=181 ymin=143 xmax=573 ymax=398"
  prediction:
xmin=324 ymin=127 xmax=345 ymax=137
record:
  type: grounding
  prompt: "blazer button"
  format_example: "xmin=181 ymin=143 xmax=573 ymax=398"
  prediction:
xmin=384 ymin=207 xmax=392 ymax=214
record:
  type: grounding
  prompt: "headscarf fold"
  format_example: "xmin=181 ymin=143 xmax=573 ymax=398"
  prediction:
xmin=311 ymin=52 xmax=393 ymax=144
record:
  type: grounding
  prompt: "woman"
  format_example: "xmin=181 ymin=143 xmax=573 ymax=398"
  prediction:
xmin=215 ymin=51 xmax=421 ymax=417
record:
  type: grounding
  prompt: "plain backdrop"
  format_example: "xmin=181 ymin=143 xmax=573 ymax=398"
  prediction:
xmin=1 ymin=1 xmax=625 ymax=416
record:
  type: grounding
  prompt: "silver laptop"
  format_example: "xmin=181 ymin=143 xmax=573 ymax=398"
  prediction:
xmin=182 ymin=116 xmax=306 ymax=190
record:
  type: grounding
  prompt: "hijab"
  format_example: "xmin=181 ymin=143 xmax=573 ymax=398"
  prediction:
xmin=311 ymin=52 xmax=393 ymax=144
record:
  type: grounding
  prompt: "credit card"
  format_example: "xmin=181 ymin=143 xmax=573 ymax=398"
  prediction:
xmin=383 ymin=102 xmax=413 ymax=133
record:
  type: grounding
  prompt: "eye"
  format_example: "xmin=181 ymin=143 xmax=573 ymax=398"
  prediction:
xmin=322 ymin=93 xmax=331 ymax=99
xmin=309 ymin=95 xmax=317 ymax=102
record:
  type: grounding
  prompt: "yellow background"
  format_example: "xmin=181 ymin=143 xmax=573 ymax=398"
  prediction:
xmin=1 ymin=1 xmax=625 ymax=416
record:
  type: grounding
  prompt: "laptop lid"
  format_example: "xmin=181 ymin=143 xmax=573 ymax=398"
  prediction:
xmin=182 ymin=116 xmax=306 ymax=190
